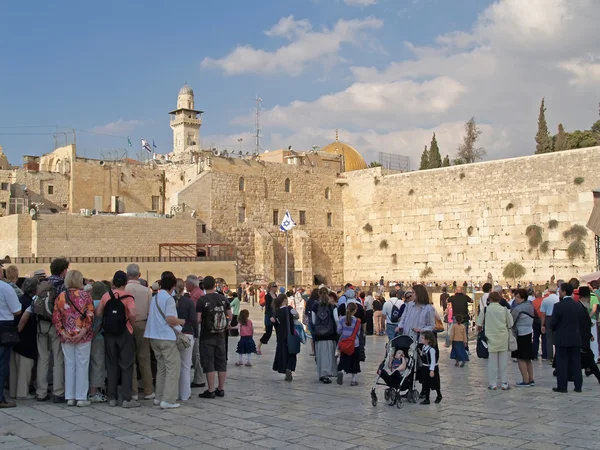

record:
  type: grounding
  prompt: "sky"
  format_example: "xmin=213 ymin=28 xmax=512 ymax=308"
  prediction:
xmin=1 ymin=0 xmax=599 ymax=168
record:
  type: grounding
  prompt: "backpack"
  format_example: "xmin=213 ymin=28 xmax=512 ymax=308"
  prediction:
xmin=206 ymin=297 xmax=228 ymax=334
xmin=338 ymin=318 xmax=361 ymax=356
xmin=33 ymin=280 xmax=59 ymax=321
xmin=102 ymin=291 xmax=132 ymax=336
xmin=313 ymin=304 xmax=334 ymax=337
xmin=389 ymin=299 xmax=403 ymax=323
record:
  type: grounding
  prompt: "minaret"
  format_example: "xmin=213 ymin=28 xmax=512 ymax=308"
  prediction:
xmin=169 ymin=84 xmax=203 ymax=154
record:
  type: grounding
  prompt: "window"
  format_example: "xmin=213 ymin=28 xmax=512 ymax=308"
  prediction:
xmin=47 ymin=185 xmax=54 ymax=195
xmin=0 ymin=202 xmax=6 ymax=209
xmin=201 ymin=224 xmax=207 ymax=234
xmin=327 ymin=212 xmax=333 ymax=227
xmin=299 ymin=210 xmax=306 ymax=225
xmin=0 ymin=183 xmax=7 ymax=191
xmin=325 ymin=187 xmax=331 ymax=200
xmin=151 ymin=196 xmax=160 ymax=211
xmin=239 ymin=177 xmax=245 ymax=191
xmin=238 ymin=206 xmax=246 ymax=223
xmin=273 ymin=209 xmax=279 ymax=226
xmin=284 ymin=178 xmax=291 ymax=193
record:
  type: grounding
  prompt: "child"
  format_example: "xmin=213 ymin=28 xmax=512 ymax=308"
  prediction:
xmin=378 ymin=348 xmax=407 ymax=388
xmin=419 ymin=331 xmax=442 ymax=405
xmin=337 ymin=302 xmax=361 ymax=386
xmin=235 ymin=309 xmax=256 ymax=367
xmin=449 ymin=314 xmax=469 ymax=367
xmin=444 ymin=303 xmax=453 ymax=347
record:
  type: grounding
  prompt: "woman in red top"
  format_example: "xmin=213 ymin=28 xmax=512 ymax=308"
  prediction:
xmin=52 ymin=270 xmax=94 ymax=407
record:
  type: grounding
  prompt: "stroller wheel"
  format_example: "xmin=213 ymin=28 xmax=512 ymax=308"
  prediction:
xmin=411 ymin=389 xmax=419 ymax=404
xmin=396 ymin=397 xmax=403 ymax=409
xmin=370 ymin=391 xmax=378 ymax=407
xmin=384 ymin=388 xmax=390 ymax=402
xmin=389 ymin=389 xmax=397 ymax=405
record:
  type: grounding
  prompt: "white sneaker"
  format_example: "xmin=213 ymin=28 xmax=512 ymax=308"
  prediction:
xmin=144 ymin=393 xmax=156 ymax=400
xmin=67 ymin=399 xmax=76 ymax=407
xmin=122 ymin=400 xmax=141 ymax=408
xmin=153 ymin=399 xmax=161 ymax=406
xmin=76 ymin=400 xmax=91 ymax=407
xmin=160 ymin=401 xmax=180 ymax=409
xmin=131 ymin=395 xmax=139 ymax=401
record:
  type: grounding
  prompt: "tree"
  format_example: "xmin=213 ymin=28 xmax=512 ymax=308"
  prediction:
xmin=368 ymin=161 xmax=382 ymax=167
xmin=554 ymin=123 xmax=568 ymax=152
xmin=566 ymin=130 xmax=599 ymax=149
xmin=442 ymin=155 xmax=450 ymax=167
xmin=535 ymin=98 xmax=553 ymax=154
xmin=503 ymin=262 xmax=526 ymax=285
xmin=456 ymin=117 xmax=486 ymax=163
xmin=419 ymin=145 xmax=429 ymax=170
xmin=428 ymin=133 xmax=442 ymax=168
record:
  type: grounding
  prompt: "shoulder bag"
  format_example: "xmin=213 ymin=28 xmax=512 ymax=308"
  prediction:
xmin=285 ymin=306 xmax=301 ymax=355
xmin=476 ymin=307 xmax=489 ymax=359
xmin=338 ymin=318 xmax=361 ymax=356
xmin=153 ymin=295 xmax=191 ymax=351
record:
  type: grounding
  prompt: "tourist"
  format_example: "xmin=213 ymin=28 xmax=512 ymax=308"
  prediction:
xmin=364 ymin=291 xmax=374 ymax=335
xmin=257 ymin=282 xmax=277 ymax=355
xmin=449 ymin=314 xmax=468 ymax=367
xmin=540 ymin=283 xmax=560 ymax=363
xmin=578 ymin=286 xmax=599 ymax=362
xmin=125 ymin=264 xmax=154 ymax=401
xmin=10 ymin=278 xmax=38 ymax=400
xmin=305 ymin=288 xmax=320 ymax=356
xmin=590 ymin=280 xmax=600 ymax=360
xmin=382 ymin=289 xmax=404 ymax=341
xmin=174 ymin=278 xmax=196 ymax=402
xmin=479 ymin=283 xmax=492 ymax=314
xmin=577 ymin=290 xmax=600 ymax=383
xmin=396 ymin=285 xmax=435 ymax=342
xmin=88 ymin=281 xmax=108 ymax=403
xmin=197 ymin=275 xmax=231 ymax=398
xmin=440 ymin=286 xmax=449 ymax=313
xmin=447 ymin=286 xmax=472 ymax=349
xmin=511 ymin=288 xmax=535 ymax=387
xmin=476 ymin=291 xmax=513 ymax=390
xmin=444 ymin=301 xmax=453 ymax=347
xmin=419 ymin=331 xmax=442 ymax=404
xmin=235 ymin=309 xmax=256 ymax=366
xmin=36 ymin=257 xmax=69 ymax=403
xmin=551 ymin=283 xmax=582 ymax=393
xmin=229 ymin=292 xmax=241 ymax=330
xmin=531 ymin=290 xmax=546 ymax=360
xmin=272 ymin=293 xmax=299 ymax=381
xmin=372 ymin=294 xmax=384 ymax=336
xmin=5 ymin=266 xmax=23 ymax=297
xmin=96 ymin=270 xmax=139 ymax=408
xmin=145 ymin=271 xmax=184 ymax=408
xmin=311 ymin=286 xmax=338 ymax=384
xmin=0 ymin=270 xmax=22 ymax=408
xmin=52 ymin=270 xmax=94 ymax=407
xmin=186 ymin=274 xmax=206 ymax=389
xmin=336 ymin=302 xmax=362 ymax=386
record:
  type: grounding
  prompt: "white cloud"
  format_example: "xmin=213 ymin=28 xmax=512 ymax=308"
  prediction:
xmin=201 ymin=16 xmax=383 ymax=76
xmin=344 ymin=0 xmax=377 ymax=6
xmin=91 ymin=119 xmax=142 ymax=135
xmin=560 ymin=55 xmax=600 ymax=86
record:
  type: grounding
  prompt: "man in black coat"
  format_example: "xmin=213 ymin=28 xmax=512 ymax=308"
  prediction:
xmin=550 ymin=283 xmax=582 ymax=393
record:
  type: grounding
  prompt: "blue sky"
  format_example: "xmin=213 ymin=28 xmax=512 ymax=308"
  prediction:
xmin=1 ymin=0 xmax=598 ymax=166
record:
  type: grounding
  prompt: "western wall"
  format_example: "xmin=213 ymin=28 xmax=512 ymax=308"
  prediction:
xmin=342 ymin=146 xmax=600 ymax=284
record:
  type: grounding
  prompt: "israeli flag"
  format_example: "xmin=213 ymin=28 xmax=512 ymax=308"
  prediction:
xmin=279 ymin=209 xmax=296 ymax=232
xmin=141 ymin=139 xmax=152 ymax=153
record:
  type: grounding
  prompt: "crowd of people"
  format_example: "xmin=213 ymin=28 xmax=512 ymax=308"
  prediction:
xmin=1 ymin=261 xmax=599 ymax=411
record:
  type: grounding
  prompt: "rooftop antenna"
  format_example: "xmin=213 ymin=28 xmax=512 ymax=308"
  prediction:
xmin=254 ymin=96 xmax=262 ymax=154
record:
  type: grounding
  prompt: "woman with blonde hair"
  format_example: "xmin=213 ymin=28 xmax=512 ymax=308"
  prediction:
xmin=52 ymin=270 xmax=95 ymax=407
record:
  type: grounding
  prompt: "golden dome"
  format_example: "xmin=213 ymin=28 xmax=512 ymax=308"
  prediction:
xmin=321 ymin=138 xmax=367 ymax=172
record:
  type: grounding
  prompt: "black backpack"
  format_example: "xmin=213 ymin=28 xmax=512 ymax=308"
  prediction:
xmin=313 ymin=304 xmax=334 ymax=338
xmin=102 ymin=291 xmax=132 ymax=336
xmin=389 ymin=299 xmax=403 ymax=323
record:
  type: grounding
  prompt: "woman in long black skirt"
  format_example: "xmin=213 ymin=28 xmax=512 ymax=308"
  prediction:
xmin=336 ymin=302 xmax=362 ymax=386
xmin=272 ymin=294 xmax=299 ymax=381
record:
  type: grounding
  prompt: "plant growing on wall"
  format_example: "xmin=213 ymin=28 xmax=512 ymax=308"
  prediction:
xmin=464 ymin=266 xmax=472 ymax=275
xmin=459 ymin=172 xmax=465 ymax=179
xmin=540 ymin=240 xmax=550 ymax=254
xmin=506 ymin=202 xmax=514 ymax=211
xmin=379 ymin=239 xmax=389 ymax=250
xmin=374 ymin=178 xmax=380 ymax=185
xmin=392 ymin=253 xmax=397 ymax=264
xmin=503 ymin=262 xmax=526 ymax=285
xmin=567 ymin=241 xmax=586 ymax=259
xmin=408 ymin=189 xmax=414 ymax=195
xmin=574 ymin=177 xmax=585 ymax=185
xmin=563 ymin=224 xmax=588 ymax=260
xmin=548 ymin=219 xmax=559 ymax=229
xmin=420 ymin=266 xmax=433 ymax=278
xmin=525 ymin=224 xmax=543 ymax=248
xmin=467 ymin=226 xmax=474 ymax=236
xmin=363 ymin=223 xmax=373 ymax=233
xmin=357 ymin=255 xmax=361 ymax=260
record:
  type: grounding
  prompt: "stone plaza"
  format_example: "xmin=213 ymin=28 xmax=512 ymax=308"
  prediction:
xmin=1 ymin=303 xmax=599 ymax=450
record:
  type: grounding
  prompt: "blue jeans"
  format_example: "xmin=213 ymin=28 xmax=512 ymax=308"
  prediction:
xmin=386 ymin=323 xmax=398 ymax=341
xmin=0 ymin=343 xmax=12 ymax=403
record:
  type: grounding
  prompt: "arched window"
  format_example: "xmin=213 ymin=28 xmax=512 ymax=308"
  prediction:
xmin=284 ymin=178 xmax=291 ymax=193
xmin=239 ymin=177 xmax=245 ymax=191
xmin=325 ymin=187 xmax=331 ymax=200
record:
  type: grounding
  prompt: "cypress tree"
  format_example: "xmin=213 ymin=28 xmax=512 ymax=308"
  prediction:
xmin=428 ymin=133 xmax=442 ymax=168
xmin=535 ymin=98 xmax=553 ymax=154
xmin=442 ymin=155 xmax=450 ymax=167
xmin=554 ymin=123 xmax=568 ymax=152
xmin=419 ymin=145 xmax=429 ymax=170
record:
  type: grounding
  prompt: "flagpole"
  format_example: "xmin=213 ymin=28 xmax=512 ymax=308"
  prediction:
xmin=285 ymin=230 xmax=288 ymax=290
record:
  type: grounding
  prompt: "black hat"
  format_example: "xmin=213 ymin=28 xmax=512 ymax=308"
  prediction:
xmin=112 ymin=270 xmax=128 ymax=288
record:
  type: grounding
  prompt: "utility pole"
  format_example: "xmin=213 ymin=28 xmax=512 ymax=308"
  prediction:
xmin=254 ymin=96 xmax=262 ymax=154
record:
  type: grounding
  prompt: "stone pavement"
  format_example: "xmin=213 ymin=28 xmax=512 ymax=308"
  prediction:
xmin=2 ymin=305 xmax=600 ymax=450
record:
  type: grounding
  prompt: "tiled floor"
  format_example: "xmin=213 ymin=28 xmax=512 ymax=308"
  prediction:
xmin=2 ymin=306 xmax=600 ymax=449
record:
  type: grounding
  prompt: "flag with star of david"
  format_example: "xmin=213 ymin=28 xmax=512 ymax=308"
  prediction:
xmin=279 ymin=209 xmax=296 ymax=232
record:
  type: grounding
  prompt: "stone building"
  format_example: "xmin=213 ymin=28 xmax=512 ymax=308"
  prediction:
xmin=0 ymin=85 xmax=598 ymax=286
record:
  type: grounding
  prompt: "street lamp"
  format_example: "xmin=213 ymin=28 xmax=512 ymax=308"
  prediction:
xmin=238 ymin=138 xmax=243 ymax=153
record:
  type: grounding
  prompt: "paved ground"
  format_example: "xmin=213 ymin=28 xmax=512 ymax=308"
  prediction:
xmin=2 ymin=303 xmax=600 ymax=450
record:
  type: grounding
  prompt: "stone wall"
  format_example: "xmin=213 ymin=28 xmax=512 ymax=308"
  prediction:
xmin=30 ymin=214 xmax=197 ymax=258
xmin=0 ymin=215 xmax=32 ymax=257
xmin=342 ymin=147 xmax=600 ymax=284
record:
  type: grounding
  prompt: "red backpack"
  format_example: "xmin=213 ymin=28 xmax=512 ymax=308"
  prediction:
xmin=338 ymin=318 xmax=361 ymax=355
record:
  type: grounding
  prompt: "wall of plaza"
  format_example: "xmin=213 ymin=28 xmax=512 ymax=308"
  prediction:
xmin=341 ymin=147 xmax=600 ymax=284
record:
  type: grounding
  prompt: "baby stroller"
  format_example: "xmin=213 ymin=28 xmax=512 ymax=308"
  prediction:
xmin=370 ymin=335 xmax=421 ymax=408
